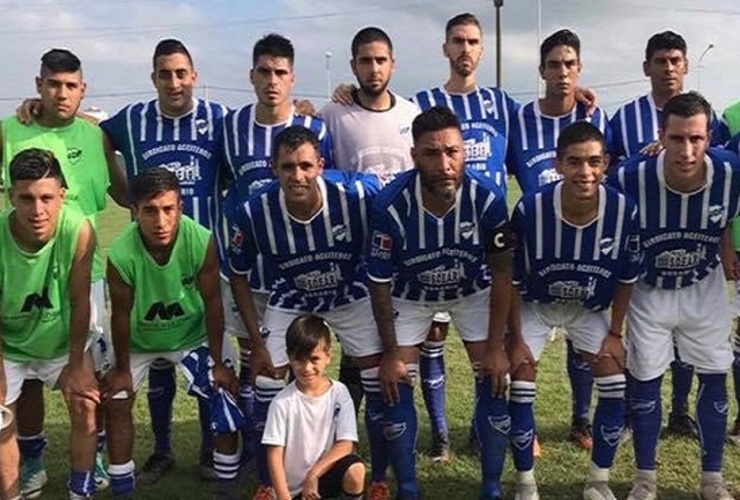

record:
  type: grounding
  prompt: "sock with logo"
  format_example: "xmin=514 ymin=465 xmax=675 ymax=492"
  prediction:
xmin=629 ymin=373 xmax=662 ymax=471
xmin=696 ymin=373 xmax=728 ymax=472
xmin=592 ymin=374 xmax=626 ymax=468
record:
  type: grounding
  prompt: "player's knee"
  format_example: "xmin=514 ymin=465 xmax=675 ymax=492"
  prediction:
xmin=589 ymin=355 xmax=622 ymax=378
xmin=106 ymin=397 xmax=134 ymax=425
xmin=512 ymin=362 xmax=536 ymax=382
xmin=342 ymin=461 xmax=366 ymax=494
xmin=0 ymin=406 xmax=16 ymax=440
xmin=213 ymin=433 xmax=238 ymax=455
xmin=425 ymin=321 xmax=449 ymax=342
xmin=67 ymin=394 xmax=97 ymax=431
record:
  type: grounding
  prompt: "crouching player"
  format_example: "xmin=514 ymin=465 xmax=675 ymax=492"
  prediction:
xmin=104 ymin=169 xmax=240 ymax=499
xmin=366 ymin=106 xmax=513 ymax=500
xmin=263 ymin=314 xmax=365 ymax=500
xmin=0 ymin=148 xmax=98 ymax=499
xmin=508 ymin=122 xmax=640 ymax=500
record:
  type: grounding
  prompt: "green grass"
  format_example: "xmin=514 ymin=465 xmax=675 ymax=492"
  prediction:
xmin=35 ymin=192 xmax=740 ymax=499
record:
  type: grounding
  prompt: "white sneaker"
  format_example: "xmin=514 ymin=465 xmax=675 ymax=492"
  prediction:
xmin=583 ymin=480 xmax=617 ymax=500
xmin=699 ymin=475 xmax=734 ymax=500
xmin=626 ymin=474 xmax=657 ymax=500
xmin=20 ymin=458 xmax=47 ymax=500
xmin=514 ymin=481 xmax=540 ymax=500
xmin=94 ymin=450 xmax=110 ymax=491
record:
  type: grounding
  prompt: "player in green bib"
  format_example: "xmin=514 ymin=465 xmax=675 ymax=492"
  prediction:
xmin=0 ymin=48 xmax=129 ymax=498
xmin=104 ymin=168 xmax=240 ymax=499
xmin=0 ymin=148 xmax=98 ymax=500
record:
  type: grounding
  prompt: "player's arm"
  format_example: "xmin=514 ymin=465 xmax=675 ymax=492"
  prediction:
xmin=103 ymin=132 xmax=129 ymax=208
xmin=266 ymin=445 xmax=291 ymax=500
xmin=198 ymin=237 xmax=237 ymax=394
xmin=0 ymin=322 xmax=6 ymax=405
xmin=61 ymin=220 xmax=97 ymax=401
xmin=303 ymin=439 xmax=354 ymax=495
xmin=106 ymin=259 xmax=135 ymax=397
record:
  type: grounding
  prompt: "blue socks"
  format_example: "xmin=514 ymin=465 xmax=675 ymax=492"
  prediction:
xmin=629 ymin=374 xmax=662 ymax=471
xmin=420 ymin=340 xmax=448 ymax=439
xmin=509 ymin=380 xmax=536 ymax=473
xmin=18 ymin=433 xmax=46 ymax=463
xmin=360 ymin=367 xmax=388 ymax=484
xmin=108 ymin=461 xmax=135 ymax=497
xmin=253 ymin=376 xmax=285 ymax=486
xmin=147 ymin=360 xmax=176 ymax=452
xmin=696 ymin=373 xmax=728 ymax=472
xmin=732 ymin=352 xmax=740 ymax=415
xmin=566 ymin=339 xmax=593 ymax=424
xmin=670 ymin=347 xmax=694 ymax=416
xmin=591 ymin=375 xmax=626 ymax=469
xmin=68 ymin=469 xmax=95 ymax=497
xmin=476 ymin=376 xmax=510 ymax=500
xmin=383 ymin=366 xmax=419 ymax=500
xmin=238 ymin=346 xmax=256 ymax=464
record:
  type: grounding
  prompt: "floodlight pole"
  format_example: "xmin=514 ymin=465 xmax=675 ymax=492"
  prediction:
xmin=494 ymin=0 xmax=504 ymax=87
xmin=697 ymin=43 xmax=714 ymax=92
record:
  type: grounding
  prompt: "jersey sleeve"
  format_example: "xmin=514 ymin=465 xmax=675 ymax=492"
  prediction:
xmin=225 ymin=191 xmax=257 ymax=276
xmin=480 ymin=185 xmax=513 ymax=255
xmin=607 ymin=111 xmax=626 ymax=161
xmin=334 ymin=383 xmax=359 ymax=443
xmin=318 ymin=123 xmax=335 ymax=170
xmin=619 ymin=201 xmax=642 ymax=283
xmin=100 ymin=107 xmax=133 ymax=177
xmin=366 ymin=202 xmax=399 ymax=283
xmin=261 ymin=393 xmax=289 ymax=447
xmin=710 ymin=110 xmax=731 ymax=147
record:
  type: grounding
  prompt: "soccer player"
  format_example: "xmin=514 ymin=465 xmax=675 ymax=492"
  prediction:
xmin=99 ymin=39 xmax=231 ymax=483
xmin=609 ymin=31 xmax=731 ymax=441
xmin=1 ymin=48 xmax=128 ymax=498
xmin=228 ymin=126 xmax=381 ymax=500
xmin=0 ymin=148 xmax=98 ymax=500
xmin=367 ymin=106 xmax=513 ymax=500
xmin=506 ymin=29 xmax=611 ymax=451
xmin=104 ymin=168 xmax=240 ymax=499
xmin=508 ymin=121 xmax=639 ymax=500
xmin=608 ymin=92 xmax=740 ymax=500
xmin=263 ymin=314 xmax=365 ymax=500
xmin=221 ymin=33 xmax=334 ymax=475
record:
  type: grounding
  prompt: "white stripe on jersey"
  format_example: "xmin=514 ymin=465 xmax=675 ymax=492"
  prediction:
xmin=611 ymin=195 xmax=625 ymax=260
xmin=722 ymin=160 xmax=733 ymax=227
xmin=305 ymin=220 xmax=316 ymax=252
xmin=139 ymin=102 xmax=148 ymax=143
xmin=414 ymin=179 xmax=426 ymax=248
xmin=554 ymin=208 xmax=563 ymax=260
xmin=573 ymin=227 xmax=583 ymax=261
xmin=387 ymin=205 xmax=406 ymax=248
xmin=535 ymin=193 xmax=543 ymax=259
xmin=247 ymin=105 xmax=256 ymax=156
xmin=156 ymin=109 xmax=163 ymax=142
xmin=125 ymin=105 xmax=139 ymax=175
xmin=518 ymin=107 xmax=529 ymax=151
xmin=259 ymin=196 xmax=278 ymax=254
xmin=637 ymin=161 xmax=648 ymax=229
xmin=322 ymin=187 xmax=335 ymax=247
xmin=173 ymin=116 xmax=180 ymax=142
xmin=592 ymin=196 xmax=606 ymax=261
xmin=193 ymin=196 xmax=200 ymax=224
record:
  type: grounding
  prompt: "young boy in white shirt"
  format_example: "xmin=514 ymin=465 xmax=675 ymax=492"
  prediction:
xmin=262 ymin=314 xmax=366 ymax=500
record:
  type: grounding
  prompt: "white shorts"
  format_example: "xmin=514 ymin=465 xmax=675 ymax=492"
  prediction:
xmin=89 ymin=279 xmax=111 ymax=374
xmin=734 ymin=278 xmax=740 ymax=318
xmin=393 ymin=287 xmax=491 ymax=347
xmin=626 ymin=265 xmax=733 ymax=381
xmin=261 ymin=298 xmax=382 ymax=368
xmin=520 ymin=301 xmax=609 ymax=361
xmin=221 ymin=279 xmax=268 ymax=339
xmin=126 ymin=341 xmax=237 ymax=393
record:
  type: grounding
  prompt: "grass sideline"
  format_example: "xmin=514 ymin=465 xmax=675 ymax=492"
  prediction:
xmin=35 ymin=191 xmax=740 ymax=499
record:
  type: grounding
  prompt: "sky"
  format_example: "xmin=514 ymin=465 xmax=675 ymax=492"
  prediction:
xmin=1 ymin=0 xmax=739 ymax=117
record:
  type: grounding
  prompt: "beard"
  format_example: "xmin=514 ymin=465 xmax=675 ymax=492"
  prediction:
xmin=452 ymin=56 xmax=478 ymax=78
xmin=358 ymin=79 xmax=389 ymax=98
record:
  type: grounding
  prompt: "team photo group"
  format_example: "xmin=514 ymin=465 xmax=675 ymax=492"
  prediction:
xmin=1 ymin=7 xmax=740 ymax=500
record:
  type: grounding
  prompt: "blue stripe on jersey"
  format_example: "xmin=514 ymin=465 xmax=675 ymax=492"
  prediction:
xmin=222 ymin=103 xmax=334 ymax=200
xmin=228 ymin=170 xmax=379 ymax=313
xmin=367 ymin=169 xmax=508 ymax=302
xmin=607 ymin=147 xmax=740 ymax=289
xmin=507 ymin=101 xmax=610 ymax=195
xmin=512 ymin=182 xmax=641 ymax=311
xmin=100 ymin=98 xmax=230 ymax=272
xmin=412 ymin=86 xmax=519 ymax=193
xmin=609 ymin=94 xmax=729 ymax=159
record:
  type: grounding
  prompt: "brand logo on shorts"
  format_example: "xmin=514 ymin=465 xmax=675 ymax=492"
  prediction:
xmin=708 ymin=204 xmax=725 ymax=224
xmin=654 ymin=246 xmax=706 ymax=270
xmin=67 ymin=147 xmax=82 ymax=164
xmin=259 ymin=326 xmax=270 ymax=339
xmin=21 ymin=287 xmax=52 ymax=312
xmin=145 ymin=301 xmax=185 ymax=321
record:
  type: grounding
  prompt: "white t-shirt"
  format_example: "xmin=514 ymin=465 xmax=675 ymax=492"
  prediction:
xmin=262 ymin=380 xmax=358 ymax=496
xmin=319 ymin=91 xmax=420 ymax=183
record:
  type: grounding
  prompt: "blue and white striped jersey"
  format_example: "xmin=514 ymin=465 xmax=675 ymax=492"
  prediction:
xmin=228 ymin=170 xmax=379 ymax=313
xmin=222 ymin=103 xmax=334 ymax=200
xmin=101 ymin=98 xmax=230 ymax=270
xmin=507 ymin=101 xmax=610 ymax=195
xmin=512 ymin=182 xmax=641 ymax=311
xmin=412 ymin=86 xmax=519 ymax=192
xmin=607 ymin=148 xmax=740 ymax=289
xmin=367 ymin=169 xmax=508 ymax=302
xmin=609 ymin=93 xmax=730 ymax=160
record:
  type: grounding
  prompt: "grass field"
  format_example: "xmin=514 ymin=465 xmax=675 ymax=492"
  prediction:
xmin=36 ymin=192 xmax=740 ymax=499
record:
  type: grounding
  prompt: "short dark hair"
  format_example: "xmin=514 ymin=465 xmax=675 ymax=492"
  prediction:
xmin=286 ymin=314 xmax=331 ymax=361
xmin=645 ymin=31 xmax=686 ymax=62
xmin=131 ymin=168 xmax=181 ymax=204
xmin=351 ymin=27 xmax=393 ymax=58
xmin=40 ymin=48 xmax=81 ymax=76
xmin=412 ymin=106 xmax=461 ymax=142
xmin=153 ymin=39 xmax=193 ymax=69
xmin=540 ymin=29 xmax=580 ymax=67
xmin=556 ymin=122 xmax=605 ymax=159
xmin=271 ymin=126 xmax=321 ymax=162
xmin=253 ymin=33 xmax=294 ymax=67
xmin=662 ymin=91 xmax=712 ymax=131
xmin=445 ymin=12 xmax=482 ymax=38
xmin=9 ymin=148 xmax=66 ymax=186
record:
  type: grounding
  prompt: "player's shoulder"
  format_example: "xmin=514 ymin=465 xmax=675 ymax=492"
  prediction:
xmin=323 ymin=170 xmax=381 ymax=196
xmin=373 ymin=169 xmax=417 ymax=208
xmin=390 ymin=92 xmax=421 ymax=114
xmin=109 ymin=221 xmax=140 ymax=257
xmin=330 ymin=380 xmax=353 ymax=402
xmin=224 ymin=103 xmax=253 ymax=127
xmin=465 ymin=168 xmax=504 ymax=197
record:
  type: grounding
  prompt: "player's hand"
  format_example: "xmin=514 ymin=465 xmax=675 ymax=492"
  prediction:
xmin=507 ymin=336 xmax=535 ymax=375
xmin=639 ymin=140 xmax=663 ymax=157
xmin=0 ymin=371 xmax=7 ymax=407
xmin=481 ymin=344 xmax=510 ymax=396
xmin=212 ymin=361 xmax=239 ymax=396
xmin=574 ymin=87 xmax=598 ymax=116
xmin=250 ymin=343 xmax=276 ymax=382
xmin=332 ymin=83 xmax=355 ymax=106
xmin=379 ymin=350 xmax=408 ymax=405
xmin=293 ymin=99 xmax=317 ymax=117
xmin=103 ymin=366 xmax=134 ymax=400
xmin=16 ymin=98 xmax=42 ymax=125
xmin=59 ymin=362 xmax=100 ymax=404
xmin=597 ymin=333 xmax=626 ymax=371
xmin=301 ymin=473 xmax=320 ymax=500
